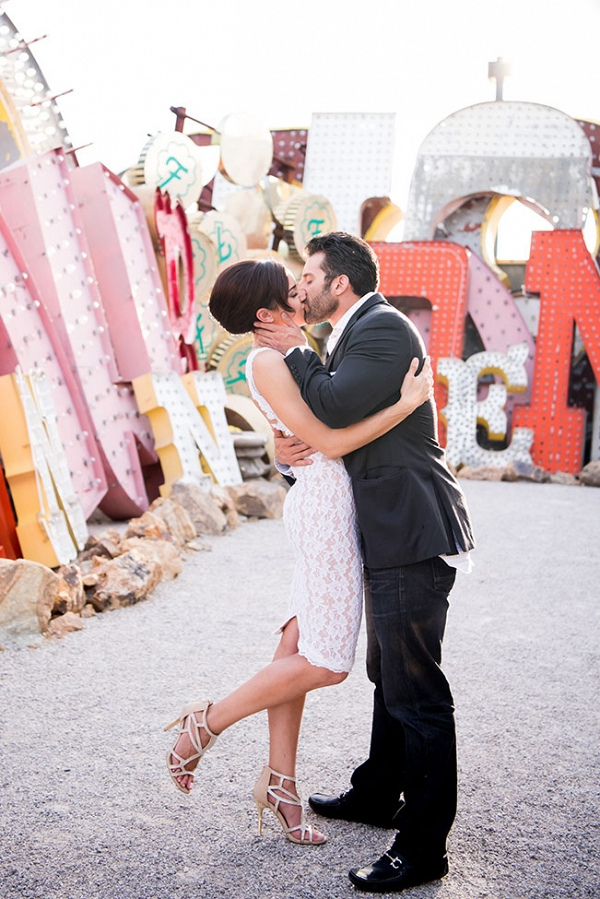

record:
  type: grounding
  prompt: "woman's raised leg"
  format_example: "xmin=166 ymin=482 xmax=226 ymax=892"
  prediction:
xmin=168 ymin=617 xmax=346 ymax=793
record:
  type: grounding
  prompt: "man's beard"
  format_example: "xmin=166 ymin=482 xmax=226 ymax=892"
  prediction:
xmin=303 ymin=286 xmax=339 ymax=324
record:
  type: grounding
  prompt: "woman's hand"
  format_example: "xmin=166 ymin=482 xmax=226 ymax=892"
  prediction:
xmin=398 ymin=356 xmax=434 ymax=412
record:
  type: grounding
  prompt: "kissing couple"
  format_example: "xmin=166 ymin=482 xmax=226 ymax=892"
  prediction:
xmin=166 ymin=231 xmax=474 ymax=893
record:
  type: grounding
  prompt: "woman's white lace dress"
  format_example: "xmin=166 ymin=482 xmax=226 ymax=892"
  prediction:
xmin=246 ymin=348 xmax=363 ymax=673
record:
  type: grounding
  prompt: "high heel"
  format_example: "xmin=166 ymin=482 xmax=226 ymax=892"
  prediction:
xmin=165 ymin=699 xmax=218 ymax=794
xmin=252 ymin=765 xmax=327 ymax=845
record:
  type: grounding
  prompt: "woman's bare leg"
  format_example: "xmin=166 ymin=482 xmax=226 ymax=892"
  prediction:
xmin=266 ymin=619 xmax=309 ymax=834
xmin=170 ymin=618 xmax=346 ymax=793
xmin=267 ymin=619 xmax=305 ymax=773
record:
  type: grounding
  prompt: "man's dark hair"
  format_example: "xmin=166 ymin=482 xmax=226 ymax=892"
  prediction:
xmin=209 ymin=259 xmax=292 ymax=334
xmin=305 ymin=231 xmax=380 ymax=296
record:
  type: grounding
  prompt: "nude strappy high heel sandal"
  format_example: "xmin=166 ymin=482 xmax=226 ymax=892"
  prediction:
xmin=165 ymin=700 xmax=218 ymax=794
xmin=252 ymin=765 xmax=327 ymax=845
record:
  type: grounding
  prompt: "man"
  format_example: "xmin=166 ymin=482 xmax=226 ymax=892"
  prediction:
xmin=255 ymin=232 xmax=474 ymax=893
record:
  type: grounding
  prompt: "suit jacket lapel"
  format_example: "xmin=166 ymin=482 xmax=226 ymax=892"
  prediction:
xmin=326 ymin=293 xmax=387 ymax=370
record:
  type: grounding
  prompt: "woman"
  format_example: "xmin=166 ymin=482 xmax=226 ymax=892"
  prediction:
xmin=166 ymin=259 xmax=433 ymax=845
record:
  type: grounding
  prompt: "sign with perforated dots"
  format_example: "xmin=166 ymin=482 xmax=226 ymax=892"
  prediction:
xmin=513 ymin=230 xmax=600 ymax=472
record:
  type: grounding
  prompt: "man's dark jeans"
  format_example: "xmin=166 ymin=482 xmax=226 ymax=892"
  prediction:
xmin=351 ymin=556 xmax=457 ymax=861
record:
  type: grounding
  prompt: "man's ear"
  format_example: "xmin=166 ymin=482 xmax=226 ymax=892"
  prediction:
xmin=332 ymin=274 xmax=350 ymax=295
xmin=256 ymin=307 xmax=275 ymax=322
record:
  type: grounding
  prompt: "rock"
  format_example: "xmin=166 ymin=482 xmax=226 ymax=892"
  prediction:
xmin=186 ymin=539 xmax=213 ymax=552
xmin=169 ymin=482 xmax=228 ymax=535
xmin=209 ymin=484 xmax=240 ymax=530
xmin=53 ymin=564 xmax=85 ymax=615
xmin=46 ymin=611 xmax=85 ymax=639
xmin=118 ymin=537 xmax=182 ymax=580
xmin=81 ymin=603 xmax=96 ymax=618
xmin=76 ymin=557 xmax=98 ymax=580
xmin=125 ymin=510 xmax=172 ymax=542
xmin=237 ymin=457 xmax=271 ymax=479
xmin=550 ymin=471 xmax=581 ymax=486
xmin=83 ymin=529 xmax=122 ymax=550
xmin=235 ymin=446 xmax=268 ymax=459
xmin=233 ymin=431 xmax=270 ymax=480
xmin=579 ymin=460 xmax=600 ymax=487
xmin=149 ymin=496 xmax=198 ymax=545
xmin=235 ymin=445 xmax=268 ymax=459
xmin=233 ymin=431 xmax=269 ymax=450
xmin=502 ymin=460 xmax=550 ymax=483
xmin=81 ymin=555 xmax=110 ymax=586
xmin=78 ymin=532 xmax=122 ymax=563
xmin=0 ymin=559 xmax=59 ymax=637
xmin=226 ymin=479 xmax=286 ymax=519
xmin=84 ymin=550 xmax=162 ymax=612
xmin=457 ymin=465 xmax=505 ymax=481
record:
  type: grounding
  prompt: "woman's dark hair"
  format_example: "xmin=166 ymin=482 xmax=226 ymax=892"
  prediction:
xmin=305 ymin=231 xmax=379 ymax=297
xmin=208 ymin=259 xmax=292 ymax=335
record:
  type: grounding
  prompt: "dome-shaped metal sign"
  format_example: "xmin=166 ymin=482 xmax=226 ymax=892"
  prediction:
xmin=276 ymin=192 xmax=337 ymax=260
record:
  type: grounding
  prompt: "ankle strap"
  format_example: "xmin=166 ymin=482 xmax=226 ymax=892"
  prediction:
xmin=202 ymin=703 xmax=218 ymax=739
xmin=269 ymin=768 xmax=296 ymax=784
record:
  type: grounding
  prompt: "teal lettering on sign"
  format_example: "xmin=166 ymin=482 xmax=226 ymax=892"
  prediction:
xmin=216 ymin=224 xmax=236 ymax=264
xmin=159 ymin=156 xmax=189 ymax=189
xmin=307 ymin=217 xmax=325 ymax=235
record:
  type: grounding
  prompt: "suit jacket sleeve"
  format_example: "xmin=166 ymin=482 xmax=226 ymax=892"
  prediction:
xmin=285 ymin=310 xmax=423 ymax=428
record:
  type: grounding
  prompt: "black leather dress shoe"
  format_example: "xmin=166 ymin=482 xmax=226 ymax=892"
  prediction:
xmin=348 ymin=849 xmax=449 ymax=893
xmin=308 ymin=790 xmax=400 ymax=828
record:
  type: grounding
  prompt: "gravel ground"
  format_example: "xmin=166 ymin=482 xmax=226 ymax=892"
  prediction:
xmin=0 ymin=479 xmax=599 ymax=899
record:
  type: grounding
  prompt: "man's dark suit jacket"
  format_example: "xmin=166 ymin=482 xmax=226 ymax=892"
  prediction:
xmin=285 ymin=293 xmax=475 ymax=569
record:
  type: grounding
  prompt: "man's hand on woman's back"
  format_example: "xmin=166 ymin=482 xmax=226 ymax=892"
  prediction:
xmin=273 ymin=428 xmax=316 ymax=467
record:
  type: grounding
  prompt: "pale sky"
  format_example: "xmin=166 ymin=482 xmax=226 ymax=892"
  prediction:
xmin=10 ymin=0 xmax=600 ymax=210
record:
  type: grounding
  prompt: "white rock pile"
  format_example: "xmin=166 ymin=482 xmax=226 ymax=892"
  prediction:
xmin=0 ymin=478 xmax=287 ymax=644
